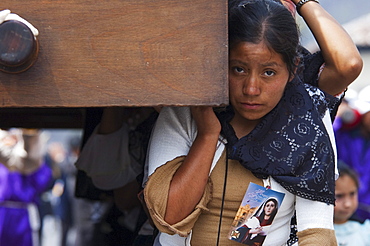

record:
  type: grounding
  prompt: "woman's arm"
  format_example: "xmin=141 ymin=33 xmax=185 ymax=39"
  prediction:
xmin=164 ymin=106 xmax=221 ymax=224
xmin=292 ymin=0 xmax=363 ymax=95
xmin=76 ymin=107 xmax=149 ymax=212
xmin=97 ymin=107 xmax=125 ymax=134
xmin=75 ymin=108 xmax=135 ymax=190
xmin=295 ymin=196 xmax=337 ymax=245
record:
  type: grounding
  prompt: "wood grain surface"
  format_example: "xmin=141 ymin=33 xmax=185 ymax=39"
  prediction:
xmin=0 ymin=0 xmax=228 ymax=108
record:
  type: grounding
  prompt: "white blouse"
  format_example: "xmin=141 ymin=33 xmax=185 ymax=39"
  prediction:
xmin=75 ymin=123 xmax=142 ymax=190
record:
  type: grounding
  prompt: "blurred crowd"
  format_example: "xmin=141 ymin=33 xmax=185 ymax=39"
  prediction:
xmin=0 ymin=128 xmax=86 ymax=246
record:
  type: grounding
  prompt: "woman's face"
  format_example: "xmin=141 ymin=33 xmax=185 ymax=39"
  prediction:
xmin=229 ymin=41 xmax=290 ymax=134
xmin=264 ymin=201 xmax=276 ymax=216
xmin=334 ymin=175 xmax=358 ymax=224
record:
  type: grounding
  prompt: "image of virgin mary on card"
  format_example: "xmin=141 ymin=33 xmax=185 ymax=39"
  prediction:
xmin=228 ymin=182 xmax=285 ymax=245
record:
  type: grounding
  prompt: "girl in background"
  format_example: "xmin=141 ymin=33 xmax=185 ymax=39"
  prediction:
xmin=334 ymin=161 xmax=370 ymax=246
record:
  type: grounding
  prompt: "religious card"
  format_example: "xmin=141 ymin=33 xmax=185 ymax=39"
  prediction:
xmin=228 ymin=182 xmax=285 ymax=245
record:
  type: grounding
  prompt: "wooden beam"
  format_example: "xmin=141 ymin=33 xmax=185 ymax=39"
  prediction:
xmin=0 ymin=1 xmax=228 ymax=107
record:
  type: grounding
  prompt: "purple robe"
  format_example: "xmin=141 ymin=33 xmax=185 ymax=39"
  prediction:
xmin=334 ymin=118 xmax=370 ymax=220
xmin=0 ymin=162 xmax=52 ymax=246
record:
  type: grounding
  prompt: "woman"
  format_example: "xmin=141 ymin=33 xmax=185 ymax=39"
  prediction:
xmin=75 ymin=107 xmax=159 ymax=246
xmin=234 ymin=198 xmax=279 ymax=245
xmin=144 ymin=0 xmax=362 ymax=245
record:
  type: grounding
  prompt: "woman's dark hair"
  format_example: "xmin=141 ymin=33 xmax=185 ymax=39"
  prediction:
xmin=228 ymin=0 xmax=299 ymax=77
xmin=337 ymin=160 xmax=360 ymax=189
xmin=257 ymin=197 xmax=278 ymax=224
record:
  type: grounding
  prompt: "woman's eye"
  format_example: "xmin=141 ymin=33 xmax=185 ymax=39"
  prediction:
xmin=233 ymin=67 xmax=245 ymax=73
xmin=264 ymin=70 xmax=275 ymax=76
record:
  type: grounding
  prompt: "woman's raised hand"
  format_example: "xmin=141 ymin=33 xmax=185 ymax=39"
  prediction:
xmin=190 ymin=106 xmax=221 ymax=137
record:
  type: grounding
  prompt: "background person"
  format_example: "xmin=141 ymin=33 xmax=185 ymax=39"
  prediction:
xmin=334 ymin=160 xmax=370 ymax=246
xmin=0 ymin=128 xmax=52 ymax=246
xmin=75 ymin=107 xmax=158 ymax=246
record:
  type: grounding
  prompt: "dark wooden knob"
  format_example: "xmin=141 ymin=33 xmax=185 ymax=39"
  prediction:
xmin=0 ymin=20 xmax=39 ymax=73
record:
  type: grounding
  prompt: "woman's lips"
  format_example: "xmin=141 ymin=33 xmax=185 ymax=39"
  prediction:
xmin=241 ymin=102 xmax=262 ymax=110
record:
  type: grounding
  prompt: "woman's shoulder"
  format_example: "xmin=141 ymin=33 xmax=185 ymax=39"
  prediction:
xmin=297 ymin=48 xmax=324 ymax=87
xmin=159 ymin=106 xmax=191 ymax=121
xmin=156 ymin=106 xmax=193 ymax=130
xmin=301 ymin=79 xmax=340 ymax=119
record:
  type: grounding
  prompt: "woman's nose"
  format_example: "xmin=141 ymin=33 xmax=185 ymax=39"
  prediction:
xmin=242 ymin=75 xmax=260 ymax=96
